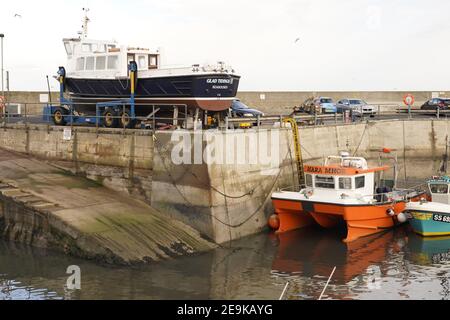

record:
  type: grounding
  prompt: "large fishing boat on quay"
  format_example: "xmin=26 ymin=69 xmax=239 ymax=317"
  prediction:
xmin=61 ymin=10 xmax=240 ymax=112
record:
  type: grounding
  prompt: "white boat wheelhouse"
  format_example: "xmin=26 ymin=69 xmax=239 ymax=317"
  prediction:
xmin=63 ymin=37 xmax=236 ymax=80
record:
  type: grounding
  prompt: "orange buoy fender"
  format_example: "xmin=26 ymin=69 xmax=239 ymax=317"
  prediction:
xmin=268 ymin=214 xmax=280 ymax=230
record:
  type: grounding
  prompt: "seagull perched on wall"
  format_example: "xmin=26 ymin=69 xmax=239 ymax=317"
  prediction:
xmin=14 ymin=13 xmax=22 ymax=18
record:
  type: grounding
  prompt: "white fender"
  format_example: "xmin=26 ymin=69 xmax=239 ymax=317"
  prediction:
xmin=397 ymin=212 xmax=407 ymax=223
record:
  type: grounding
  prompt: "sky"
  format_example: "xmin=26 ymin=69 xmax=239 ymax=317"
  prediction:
xmin=0 ymin=0 xmax=449 ymax=92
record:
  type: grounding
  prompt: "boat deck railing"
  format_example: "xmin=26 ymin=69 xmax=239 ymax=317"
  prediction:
xmin=276 ymin=183 xmax=428 ymax=204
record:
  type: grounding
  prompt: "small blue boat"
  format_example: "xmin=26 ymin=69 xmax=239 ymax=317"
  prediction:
xmin=405 ymin=176 xmax=450 ymax=237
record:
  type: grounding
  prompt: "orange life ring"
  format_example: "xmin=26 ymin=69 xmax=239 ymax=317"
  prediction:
xmin=403 ymin=94 xmax=415 ymax=106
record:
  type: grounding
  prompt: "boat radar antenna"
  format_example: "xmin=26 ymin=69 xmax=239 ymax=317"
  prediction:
xmin=78 ymin=8 xmax=90 ymax=39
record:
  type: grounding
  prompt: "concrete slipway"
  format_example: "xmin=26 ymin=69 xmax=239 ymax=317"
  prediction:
xmin=0 ymin=148 xmax=214 ymax=265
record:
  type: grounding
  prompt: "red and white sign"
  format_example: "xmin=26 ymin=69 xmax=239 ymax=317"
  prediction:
xmin=403 ymin=94 xmax=415 ymax=106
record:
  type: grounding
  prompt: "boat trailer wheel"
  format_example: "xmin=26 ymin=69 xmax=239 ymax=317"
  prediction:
xmin=102 ymin=108 xmax=118 ymax=128
xmin=119 ymin=109 xmax=134 ymax=128
xmin=53 ymin=108 xmax=67 ymax=126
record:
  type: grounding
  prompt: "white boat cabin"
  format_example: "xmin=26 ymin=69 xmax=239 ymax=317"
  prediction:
xmin=63 ymin=37 xmax=160 ymax=79
xmin=302 ymin=153 xmax=389 ymax=202
xmin=428 ymin=177 xmax=450 ymax=205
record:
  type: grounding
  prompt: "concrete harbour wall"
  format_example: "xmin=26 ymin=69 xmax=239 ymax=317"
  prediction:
xmin=237 ymin=91 xmax=449 ymax=115
xmin=0 ymin=119 xmax=448 ymax=255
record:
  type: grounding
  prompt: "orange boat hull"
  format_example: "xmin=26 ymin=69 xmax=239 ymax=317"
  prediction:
xmin=272 ymin=194 xmax=424 ymax=242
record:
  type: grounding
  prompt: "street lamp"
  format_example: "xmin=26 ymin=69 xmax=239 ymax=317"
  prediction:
xmin=0 ymin=33 xmax=4 ymax=98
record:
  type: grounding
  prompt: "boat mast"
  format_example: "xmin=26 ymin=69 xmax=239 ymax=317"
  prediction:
xmin=79 ymin=8 xmax=90 ymax=39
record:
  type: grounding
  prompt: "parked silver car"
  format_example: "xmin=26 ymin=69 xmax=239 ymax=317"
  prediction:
xmin=336 ymin=99 xmax=376 ymax=117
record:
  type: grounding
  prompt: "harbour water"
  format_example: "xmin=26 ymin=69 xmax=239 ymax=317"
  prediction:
xmin=0 ymin=225 xmax=449 ymax=300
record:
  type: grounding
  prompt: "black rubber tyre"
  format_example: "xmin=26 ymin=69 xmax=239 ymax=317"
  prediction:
xmin=52 ymin=108 xmax=67 ymax=126
xmin=102 ymin=108 xmax=118 ymax=128
xmin=119 ymin=109 xmax=135 ymax=129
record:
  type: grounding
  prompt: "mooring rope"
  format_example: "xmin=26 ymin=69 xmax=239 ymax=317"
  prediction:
xmin=352 ymin=122 xmax=369 ymax=156
xmin=152 ymin=133 xmax=291 ymax=228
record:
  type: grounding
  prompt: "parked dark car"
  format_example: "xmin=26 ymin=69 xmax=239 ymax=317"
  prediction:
xmin=420 ymin=98 xmax=450 ymax=110
xmin=228 ymin=99 xmax=264 ymax=129
xmin=230 ymin=99 xmax=264 ymax=117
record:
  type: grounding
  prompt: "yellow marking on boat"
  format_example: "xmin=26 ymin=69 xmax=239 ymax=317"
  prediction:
xmin=411 ymin=212 xmax=433 ymax=221
xmin=422 ymin=235 xmax=450 ymax=241
xmin=414 ymin=230 xmax=450 ymax=237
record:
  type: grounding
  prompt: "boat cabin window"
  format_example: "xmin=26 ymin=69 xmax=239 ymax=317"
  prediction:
xmin=76 ymin=57 xmax=85 ymax=71
xmin=85 ymin=57 xmax=95 ymax=70
xmin=127 ymin=54 xmax=135 ymax=65
xmin=305 ymin=174 xmax=313 ymax=187
xmin=96 ymin=56 xmax=106 ymax=70
xmin=339 ymin=177 xmax=352 ymax=190
xmin=430 ymin=184 xmax=449 ymax=194
xmin=64 ymin=42 xmax=73 ymax=56
xmin=94 ymin=44 xmax=106 ymax=53
xmin=355 ymin=176 xmax=365 ymax=189
xmin=315 ymin=176 xmax=335 ymax=189
xmin=107 ymin=56 xmax=119 ymax=70
xmin=149 ymin=54 xmax=158 ymax=69
xmin=138 ymin=55 xmax=148 ymax=70
xmin=82 ymin=44 xmax=92 ymax=52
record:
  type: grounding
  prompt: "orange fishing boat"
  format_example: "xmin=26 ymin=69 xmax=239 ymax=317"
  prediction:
xmin=270 ymin=151 xmax=425 ymax=242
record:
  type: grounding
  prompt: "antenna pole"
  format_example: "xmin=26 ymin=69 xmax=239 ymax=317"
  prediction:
xmin=81 ymin=8 xmax=90 ymax=39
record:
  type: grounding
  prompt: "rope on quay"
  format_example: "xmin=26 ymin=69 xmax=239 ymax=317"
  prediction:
xmin=352 ymin=122 xmax=369 ymax=156
xmin=152 ymin=134 xmax=292 ymax=228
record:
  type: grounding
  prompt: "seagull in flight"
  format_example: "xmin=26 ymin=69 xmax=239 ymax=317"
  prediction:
xmin=14 ymin=13 xmax=22 ymax=18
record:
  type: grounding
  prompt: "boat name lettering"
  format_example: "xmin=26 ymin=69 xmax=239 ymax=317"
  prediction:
xmin=433 ymin=214 xmax=450 ymax=223
xmin=305 ymin=166 xmax=322 ymax=173
xmin=324 ymin=168 xmax=345 ymax=174
xmin=305 ymin=166 xmax=346 ymax=175
xmin=212 ymin=85 xmax=229 ymax=90
xmin=207 ymin=78 xmax=232 ymax=84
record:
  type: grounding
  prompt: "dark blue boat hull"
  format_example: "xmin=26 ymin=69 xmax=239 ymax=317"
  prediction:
xmin=65 ymin=74 xmax=240 ymax=111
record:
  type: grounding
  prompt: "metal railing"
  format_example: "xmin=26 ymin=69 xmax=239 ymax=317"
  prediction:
xmin=0 ymin=101 xmax=189 ymax=131
xmin=1 ymin=101 xmax=450 ymax=131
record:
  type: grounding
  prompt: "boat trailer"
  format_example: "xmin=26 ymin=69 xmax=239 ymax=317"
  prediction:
xmin=43 ymin=61 xmax=140 ymax=128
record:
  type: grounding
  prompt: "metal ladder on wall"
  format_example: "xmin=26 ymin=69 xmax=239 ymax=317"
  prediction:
xmin=283 ymin=118 xmax=305 ymax=187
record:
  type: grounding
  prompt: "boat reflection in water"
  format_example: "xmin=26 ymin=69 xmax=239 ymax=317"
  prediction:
xmin=406 ymin=233 xmax=450 ymax=265
xmin=1 ymin=226 xmax=449 ymax=300
xmin=269 ymin=225 xmax=450 ymax=300
xmin=271 ymin=227 xmax=402 ymax=280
